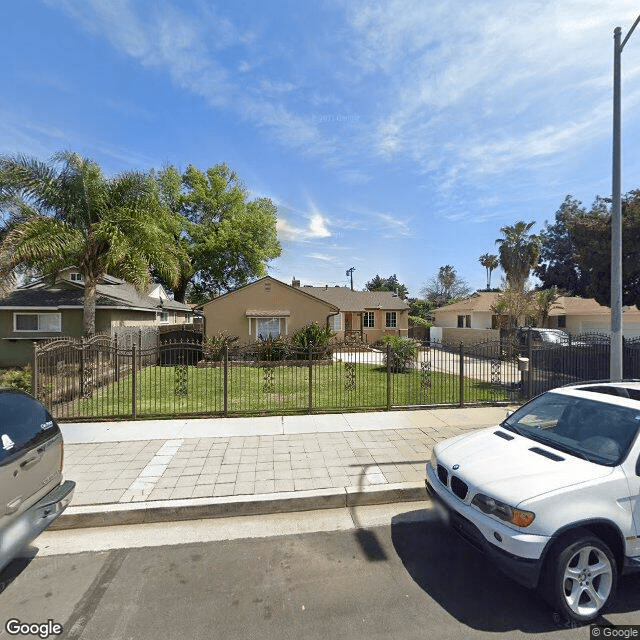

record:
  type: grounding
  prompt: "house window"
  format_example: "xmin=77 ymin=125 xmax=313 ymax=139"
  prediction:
xmin=159 ymin=311 xmax=169 ymax=324
xmin=363 ymin=312 xmax=375 ymax=328
xmin=14 ymin=313 xmax=61 ymax=332
xmin=457 ymin=315 xmax=464 ymax=328
xmin=257 ymin=318 xmax=280 ymax=338
xmin=330 ymin=314 xmax=342 ymax=331
xmin=386 ymin=312 xmax=397 ymax=328
xmin=69 ymin=273 xmax=83 ymax=282
xmin=557 ymin=315 xmax=567 ymax=328
xmin=457 ymin=315 xmax=471 ymax=328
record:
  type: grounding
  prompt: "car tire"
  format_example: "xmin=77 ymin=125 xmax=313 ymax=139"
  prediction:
xmin=545 ymin=533 xmax=617 ymax=624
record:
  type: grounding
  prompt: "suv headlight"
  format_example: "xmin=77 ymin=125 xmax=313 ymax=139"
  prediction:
xmin=471 ymin=493 xmax=535 ymax=527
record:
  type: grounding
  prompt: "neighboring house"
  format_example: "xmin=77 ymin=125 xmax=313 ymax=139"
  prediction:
xmin=547 ymin=297 xmax=640 ymax=336
xmin=431 ymin=291 xmax=640 ymax=342
xmin=201 ymin=276 xmax=409 ymax=344
xmin=0 ymin=267 xmax=192 ymax=367
xmin=296 ymin=281 xmax=409 ymax=341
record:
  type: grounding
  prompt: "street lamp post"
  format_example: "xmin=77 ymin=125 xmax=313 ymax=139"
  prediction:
xmin=611 ymin=16 xmax=640 ymax=381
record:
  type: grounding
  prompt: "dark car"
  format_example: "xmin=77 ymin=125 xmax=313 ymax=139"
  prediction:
xmin=0 ymin=388 xmax=75 ymax=572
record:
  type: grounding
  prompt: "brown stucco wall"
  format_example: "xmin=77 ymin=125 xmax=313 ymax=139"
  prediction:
xmin=202 ymin=277 xmax=338 ymax=343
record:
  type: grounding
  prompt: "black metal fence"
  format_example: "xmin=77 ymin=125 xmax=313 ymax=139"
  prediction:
xmin=31 ymin=333 xmax=640 ymax=421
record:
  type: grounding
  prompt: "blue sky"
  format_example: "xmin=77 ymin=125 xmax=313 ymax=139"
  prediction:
xmin=3 ymin=1 xmax=640 ymax=298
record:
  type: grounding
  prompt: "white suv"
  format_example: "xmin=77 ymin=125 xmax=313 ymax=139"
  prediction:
xmin=426 ymin=381 xmax=640 ymax=624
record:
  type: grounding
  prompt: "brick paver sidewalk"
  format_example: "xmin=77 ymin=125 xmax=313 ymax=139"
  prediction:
xmin=64 ymin=424 xmax=478 ymax=507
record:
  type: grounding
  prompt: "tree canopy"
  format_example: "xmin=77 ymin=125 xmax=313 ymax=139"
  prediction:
xmin=496 ymin=221 xmax=541 ymax=291
xmin=364 ymin=273 xmax=408 ymax=299
xmin=155 ymin=163 xmax=281 ymax=302
xmin=0 ymin=151 xmax=186 ymax=335
xmin=567 ymin=190 xmax=640 ymax=309
xmin=421 ymin=265 xmax=472 ymax=307
xmin=534 ymin=196 xmax=591 ymax=297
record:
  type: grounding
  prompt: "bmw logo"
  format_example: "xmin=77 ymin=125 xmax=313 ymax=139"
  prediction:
xmin=452 ymin=464 xmax=460 ymax=470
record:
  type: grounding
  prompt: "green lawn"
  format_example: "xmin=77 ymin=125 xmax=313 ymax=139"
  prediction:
xmin=57 ymin=361 xmax=509 ymax=419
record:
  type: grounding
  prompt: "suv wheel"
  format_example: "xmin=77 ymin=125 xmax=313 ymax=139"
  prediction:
xmin=547 ymin=534 xmax=617 ymax=623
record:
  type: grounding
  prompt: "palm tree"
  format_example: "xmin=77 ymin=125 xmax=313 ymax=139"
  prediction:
xmin=0 ymin=151 xmax=187 ymax=335
xmin=478 ymin=253 xmax=499 ymax=290
xmin=495 ymin=221 xmax=541 ymax=291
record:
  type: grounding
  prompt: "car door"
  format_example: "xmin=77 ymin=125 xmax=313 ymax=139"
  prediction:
xmin=0 ymin=390 xmax=64 ymax=531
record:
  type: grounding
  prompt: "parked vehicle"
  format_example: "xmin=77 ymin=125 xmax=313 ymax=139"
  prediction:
xmin=0 ymin=388 xmax=75 ymax=572
xmin=426 ymin=381 xmax=640 ymax=623
xmin=516 ymin=327 xmax=572 ymax=346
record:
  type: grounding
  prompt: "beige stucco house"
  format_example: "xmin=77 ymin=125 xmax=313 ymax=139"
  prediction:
xmin=0 ymin=268 xmax=192 ymax=367
xmin=201 ymin=276 xmax=410 ymax=343
xmin=202 ymin=277 xmax=338 ymax=342
xmin=432 ymin=291 xmax=640 ymax=342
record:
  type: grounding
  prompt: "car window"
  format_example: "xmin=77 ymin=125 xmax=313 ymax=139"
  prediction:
xmin=503 ymin=392 xmax=640 ymax=465
xmin=0 ymin=391 xmax=59 ymax=464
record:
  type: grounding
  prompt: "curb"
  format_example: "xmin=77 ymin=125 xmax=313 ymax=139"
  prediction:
xmin=49 ymin=481 xmax=429 ymax=530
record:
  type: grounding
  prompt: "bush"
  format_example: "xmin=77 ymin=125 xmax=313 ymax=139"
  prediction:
xmin=290 ymin=322 xmax=335 ymax=359
xmin=255 ymin=335 xmax=292 ymax=362
xmin=203 ymin=331 xmax=239 ymax=361
xmin=378 ymin=335 xmax=419 ymax=373
xmin=0 ymin=366 xmax=32 ymax=393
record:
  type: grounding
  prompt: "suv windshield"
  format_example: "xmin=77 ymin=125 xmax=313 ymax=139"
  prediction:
xmin=502 ymin=391 xmax=640 ymax=465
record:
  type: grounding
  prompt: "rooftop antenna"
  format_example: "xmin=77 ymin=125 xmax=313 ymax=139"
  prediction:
xmin=346 ymin=266 xmax=355 ymax=290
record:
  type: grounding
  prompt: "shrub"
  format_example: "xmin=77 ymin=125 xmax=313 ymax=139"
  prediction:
xmin=378 ymin=335 xmax=419 ymax=373
xmin=203 ymin=331 xmax=239 ymax=361
xmin=290 ymin=322 xmax=335 ymax=359
xmin=255 ymin=335 xmax=291 ymax=362
xmin=0 ymin=366 xmax=32 ymax=393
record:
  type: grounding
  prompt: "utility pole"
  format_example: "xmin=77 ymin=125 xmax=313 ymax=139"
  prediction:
xmin=611 ymin=15 xmax=640 ymax=381
xmin=346 ymin=267 xmax=355 ymax=291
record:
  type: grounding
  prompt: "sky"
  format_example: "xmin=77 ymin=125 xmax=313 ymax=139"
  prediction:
xmin=3 ymin=1 xmax=640 ymax=299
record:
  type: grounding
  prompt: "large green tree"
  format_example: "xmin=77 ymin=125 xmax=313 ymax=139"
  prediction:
xmin=568 ymin=190 xmax=640 ymax=308
xmin=534 ymin=196 xmax=591 ymax=296
xmin=0 ymin=151 xmax=186 ymax=335
xmin=364 ymin=273 xmax=409 ymax=299
xmin=421 ymin=265 xmax=472 ymax=307
xmin=155 ymin=164 xmax=281 ymax=302
xmin=495 ymin=221 xmax=541 ymax=291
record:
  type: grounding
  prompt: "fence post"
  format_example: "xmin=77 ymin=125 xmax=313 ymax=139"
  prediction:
xmin=114 ymin=333 xmax=119 ymax=383
xmin=132 ymin=345 xmax=137 ymax=419
xmin=308 ymin=344 xmax=313 ymax=414
xmin=527 ymin=330 xmax=533 ymax=399
xmin=459 ymin=342 xmax=465 ymax=407
xmin=138 ymin=328 xmax=142 ymax=370
xmin=32 ymin=342 xmax=38 ymax=398
xmin=80 ymin=337 xmax=85 ymax=397
xmin=223 ymin=344 xmax=228 ymax=417
xmin=386 ymin=342 xmax=392 ymax=411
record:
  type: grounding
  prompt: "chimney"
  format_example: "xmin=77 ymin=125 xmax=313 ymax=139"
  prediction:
xmin=292 ymin=277 xmax=300 ymax=288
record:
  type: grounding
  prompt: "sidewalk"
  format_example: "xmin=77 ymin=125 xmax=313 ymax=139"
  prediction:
xmin=53 ymin=406 xmax=514 ymax=530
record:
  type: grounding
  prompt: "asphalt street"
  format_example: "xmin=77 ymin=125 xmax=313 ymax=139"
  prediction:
xmin=2 ymin=505 xmax=640 ymax=640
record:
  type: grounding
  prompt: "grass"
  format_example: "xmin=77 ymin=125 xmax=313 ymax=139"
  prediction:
xmin=52 ymin=361 xmax=509 ymax=420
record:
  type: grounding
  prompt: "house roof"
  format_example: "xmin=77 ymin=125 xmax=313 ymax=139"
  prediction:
xmin=301 ymin=286 xmax=409 ymax=312
xmin=0 ymin=275 xmax=191 ymax=313
xmin=432 ymin=291 xmax=640 ymax=317
xmin=432 ymin=292 xmax=501 ymax=315
xmin=200 ymin=276 xmax=339 ymax=312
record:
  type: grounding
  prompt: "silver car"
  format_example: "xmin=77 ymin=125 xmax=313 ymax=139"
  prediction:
xmin=0 ymin=388 xmax=74 ymax=572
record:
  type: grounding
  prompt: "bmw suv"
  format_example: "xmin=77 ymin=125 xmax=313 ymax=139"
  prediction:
xmin=426 ymin=381 xmax=640 ymax=623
